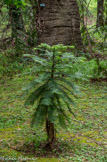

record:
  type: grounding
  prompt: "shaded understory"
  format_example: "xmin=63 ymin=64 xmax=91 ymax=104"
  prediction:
xmin=0 ymin=75 xmax=107 ymax=162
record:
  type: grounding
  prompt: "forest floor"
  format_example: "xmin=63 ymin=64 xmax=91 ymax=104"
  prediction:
xmin=0 ymin=75 xmax=107 ymax=162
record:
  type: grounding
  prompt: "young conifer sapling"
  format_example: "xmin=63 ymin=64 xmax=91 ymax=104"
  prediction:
xmin=24 ymin=44 xmax=77 ymax=149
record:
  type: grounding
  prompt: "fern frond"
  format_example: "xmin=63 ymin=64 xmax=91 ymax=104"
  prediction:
xmin=24 ymin=73 xmax=50 ymax=92
xmin=24 ymin=54 xmax=47 ymax=66
xmin=54 ymin=84 xmax=75 ymax=106
xmin=55 ymin=95 xmax=70 ymax=128
xmin=31 ymin=105 xmax=47 ymax=127
xmin=56 ymin=78 xmax=76 ymax=89
xmin=57 ymin=83 xmax=77 ymax=97
xmin=62 ymin=97 xmax=76 ymax=117
xmin=48 ymin=101 xmax=57 ymax=123
xmin=24 ymin=82 xmax=48 ymax=106
xmin=58 ymin=113 xmax=67 ymax=128
xmin=31 ymin=95 xmax=48 ymax=127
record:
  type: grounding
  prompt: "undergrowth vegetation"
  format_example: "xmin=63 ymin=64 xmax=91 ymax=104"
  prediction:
xmin=0 ymin=46 xmax=107 ymax=80
xmin=0 ymin=73 xmax=107 ymax=161
xmin=0 ymin=43 xmax=107 ymax=161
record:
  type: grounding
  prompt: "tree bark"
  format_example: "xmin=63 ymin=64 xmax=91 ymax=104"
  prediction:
xmin=96 ymin=0 xmax=104 ymax=28
xmin=46 ymin=119 xmax=55 ymax=148
xmin=36 ymin=0 xmax=83 ymax=48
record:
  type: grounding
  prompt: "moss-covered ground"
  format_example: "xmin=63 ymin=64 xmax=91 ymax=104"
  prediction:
xmin=0 ymin=75 xmax=107 ymax=162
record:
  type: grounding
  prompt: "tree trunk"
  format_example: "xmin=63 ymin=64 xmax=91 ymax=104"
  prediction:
xmin=9 ymin=5 xmax=24 ymax=39
xmin=28 ymin=0 xmax=37 ymax=46
xmin=96 ymin=0 xmax=104 ymax=28
xmin=105 ymin=1 xmax=107 ymax=25
xmin=36 ymin=0 xmax=83 ymax=48
xmin=9 ymin=5 xmax=24 ymax=55
xmin=46 ymin=119 xmax=55 ymax=148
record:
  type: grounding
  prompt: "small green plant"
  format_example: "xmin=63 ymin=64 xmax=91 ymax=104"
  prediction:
xmin=0 ymin=51 xmax=22 ymax=77
xmin=24 ymin=44 xmax=77 ymax=148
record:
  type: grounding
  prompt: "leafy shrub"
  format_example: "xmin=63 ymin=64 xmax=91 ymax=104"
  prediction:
xmin=0 ymin=50 xmax=25 ymax=77
xmin=68 ymin=57 xmax=107 ymax=79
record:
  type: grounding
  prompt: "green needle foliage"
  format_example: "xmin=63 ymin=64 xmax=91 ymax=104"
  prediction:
xmin=24 ymin=43 xmax=78 ymax=148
